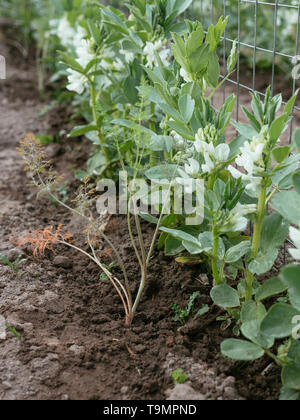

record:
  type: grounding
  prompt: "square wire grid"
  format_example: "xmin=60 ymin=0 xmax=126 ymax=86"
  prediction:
xmin=188 ymin=0 xmax=300 ymax=141
xmin=187 ymin=0 xmax=300 ymax=261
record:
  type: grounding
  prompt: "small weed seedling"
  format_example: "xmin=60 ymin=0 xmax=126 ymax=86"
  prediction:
xmin=0 ymin=253 xmax=27 ymax=272
xmin=7 ymin=326 xmax=21 ymax=341
xmin=170 ymin=369 xmax=188 ymax=385
xmin=171 ymin=292 xmax=200 ymax=325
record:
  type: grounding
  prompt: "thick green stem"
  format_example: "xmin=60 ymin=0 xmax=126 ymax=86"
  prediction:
xmin=245 ymin=183 xmax=267 ymax=301
xmin=212 ymin=226 xmax=221 ymax=285
xmin=208 ymin=172 xmax=216 ymax=190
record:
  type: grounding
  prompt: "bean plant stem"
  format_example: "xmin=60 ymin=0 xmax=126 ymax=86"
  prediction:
xmin=245 ymin=182 xmax=267 ymax=301
xmin=208 ymin=72 xmax=233 ymax=101
xmin=212 ymin=225 xmax=221 ymax=285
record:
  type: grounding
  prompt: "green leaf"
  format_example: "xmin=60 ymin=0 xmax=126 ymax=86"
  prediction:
xmin=186 ymin=27 xmax=204 ymax=56
xmin=284 ymin=90 xmax=299 ymax=116
xmin=159 ymin=227 xmax=200 ymax=247
xmin=88 ymin=21 xmax=102 ymax=47
xmin=227 ymin=40 xmax=238 ymax=73
xmin=269 ymin=114 xmax=289 ymax=142
xmin=280 ymin=265 xmax=300 ymax=311
xmin=210 ymin=284 xmax=240 ymax=308
xmin=59 ymin=51 xmax=85 ymax=74
xmin=165 ymin=235 xmax=185 ymax=256
xmin=145 ymin=164 xmax=179 ymax=182
xmin=171 ymin=0 xmax=193 ymax=17
xmin=171 ymin=32 xmax=186 ymax=68
xmin=69 ymin=125 xmax=97 ymax=137
xmin=166 ymin=120 xmax=195 ymax=140
xmin=159 ymin=103 xmax=184 ymax=123
xmin=294 ymin=128 xmax=300 ymax=153
xmin=279 ymin=387 xmax=300 ymax=400
xmin=242 ymin=106 xmax=261 ymax=132
xmin=221 ymin=339 xmax=264 ymax=361
xmin=194 ymin=304 xmax=210 ymax=318
xmin=282 ymin=363 xmax=300 ymax=390
xmin=149 ymin=135 xmax=175 ymax=153
xmin=206 ymin=51 xmax=220 ymax=88
xmin=123 ymin=76 xmax=138 ymax=104
xmin=255 ymin=277 xmax=288 ymax=302
xmin=178 ymin=94 xmax=195 ymax=123
xmin=139 ymin=213 xmax=158 ymax=225
xmin=271 ymin=191 xmax=300 ymax=225
xmin=87 ymin=151 xmax=106 ymax=174
xmin=241 ymin=320 xmax=274 ymax=349
xmin=261 ymin=214 xmax=289 ymax=250
xmin=111 ymin=119 xmax=154 ymax=135
xmin=189 ymin=43 xmax=209 ymax=74
xmin=225 ymin=241 xmax=251 ymax=264
xmin=249 ymin=248 xmax=278 ymax=276
xmin=240 ymin=301 xmax=267 ymax=323
xmin=272 ymin=146 xmax=291 ymax=164
xmin=260 ymin=303 xmax=300 ymax=338
xmin=231 ymin=122 xmax=258 ymax=140
xmin=182 ymin=240 xmax=204 ymax=255
xmin=288 ymin=340 xmax=300 ymax=365
xmin=249 ymin=214 xmax=289 ymax=275
xmin=293 ymin=171 xmax=300 ymax=195
xmin=228 ymin=135 xmax=247 ymax=158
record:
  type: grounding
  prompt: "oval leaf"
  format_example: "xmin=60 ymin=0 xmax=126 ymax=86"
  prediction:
xmin=210 ymin=284 xmax=240 ymax=308
xmin=221 ymin=339 xmax=264 ymax=361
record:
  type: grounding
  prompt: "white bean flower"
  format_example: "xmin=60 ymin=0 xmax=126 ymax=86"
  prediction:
xmin=195 ymin=135 xmax=230 ymax=174
xmin=220 ymin=203 xmax=257 ymax=233
xmin=228 ymin=166 xmax=262 ymax=193
xmin=289 ymin=226 xmax=300 ymax=260
xmin=184 ymin=158 xmax=200 ymax=176
xmin=66 ymin=70 xmax=88 ymax=95
xmin=228 ymin=128 xmax=268 ymax=193
xmin=143 ymin=40 xmax=170 ymax=68
xmin=53 ymin=16 xmax=76 ymax=47
xmin=99 ymin=48 xmax=116 ymax=70
xmin=180 ymin=68 xmax=193 ymax=83
xmin=114 ymin=58 xmax=125 ymax=71
xmin=120 ymin=49 xmax=135 ymax=64
xmin=171 ymin=131 xmax=186 ymax=149
xmin=235 ymin=137 xmax=265 ymax=175
xmin=66 ymin=39 xmax=94 ymax=94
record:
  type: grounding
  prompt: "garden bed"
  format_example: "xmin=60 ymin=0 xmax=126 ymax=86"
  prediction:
xmin=0 ymin=41 xmax=286 ymax=401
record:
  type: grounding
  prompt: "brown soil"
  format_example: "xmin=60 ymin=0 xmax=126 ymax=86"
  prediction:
xmin=0 ymin=41 xmax=285 ymax=401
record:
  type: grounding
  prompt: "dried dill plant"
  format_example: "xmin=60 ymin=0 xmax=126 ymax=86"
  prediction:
xmin=13 ymin=225 xmax=73 ymax=259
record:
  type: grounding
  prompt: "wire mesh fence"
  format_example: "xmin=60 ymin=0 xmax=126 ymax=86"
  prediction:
xmin=187 ymin=0 xmax=300 ymax=262
xmin=188 ymin=0 xmax=300 ymax=139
